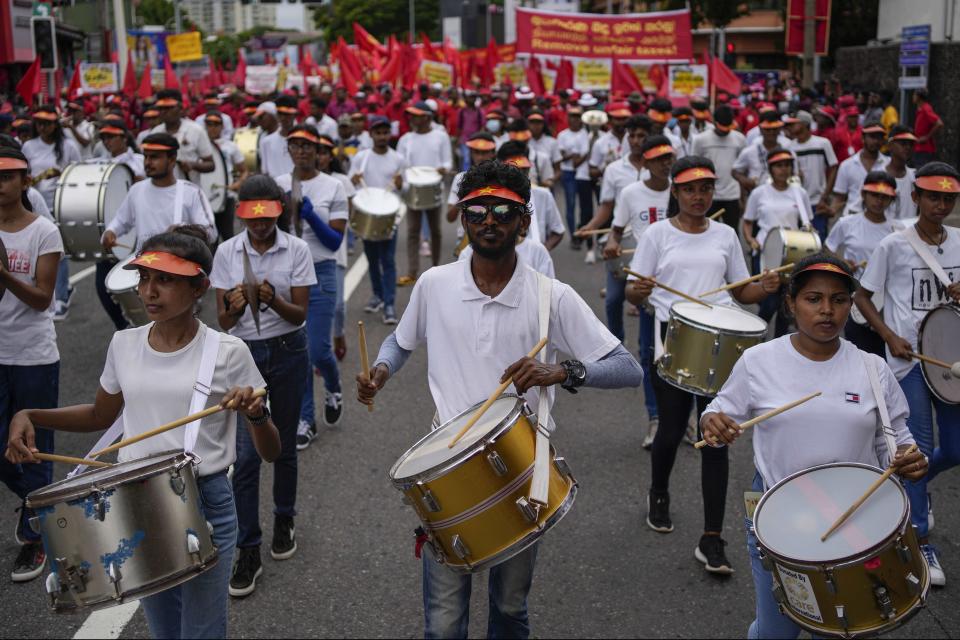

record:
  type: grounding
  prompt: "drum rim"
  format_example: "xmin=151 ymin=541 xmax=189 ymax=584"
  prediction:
xmin=668 ymin=302 xmax=769 ymax=337
xmin=352 ymin=187 xmax=403 ymax=217
xmin=389 ymin=395 xmax=527 ymax=484
xmin=753 ymin=462 xmax=909 ymax=568
xmin=918 ymin=303 xmax=960 ymax=405
xmin=26 ymin=449 xmax=193 ymax=508
xmin=761 ymin=227 xmax=821 ymax=272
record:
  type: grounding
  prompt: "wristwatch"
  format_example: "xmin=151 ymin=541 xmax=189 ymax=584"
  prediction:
xmin=247 ymin=405 xmax=271 ymax=426
xmin=560 ymin=360 xmax=586 ymax=394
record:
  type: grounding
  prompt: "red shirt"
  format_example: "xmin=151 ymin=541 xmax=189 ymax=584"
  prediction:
xmin=914 ymin=101 xmax=940 ymax=153
xmin=833 ymin=125 xmax=863 ymax=160
xmin=737 ymin=109 xmax=759 ymax=133
xmin=547 ymin=106 xmax=568 ymax=133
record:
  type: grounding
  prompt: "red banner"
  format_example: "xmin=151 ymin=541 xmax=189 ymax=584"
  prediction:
xmin=516 ymin=7 xmax=692 ymax=60
xmin=785 ymin=0 xmax=831 ymax=56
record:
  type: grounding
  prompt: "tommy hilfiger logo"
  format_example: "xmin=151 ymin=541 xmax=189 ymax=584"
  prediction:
xmin=845 ymin=392 xmax=861 ymax=404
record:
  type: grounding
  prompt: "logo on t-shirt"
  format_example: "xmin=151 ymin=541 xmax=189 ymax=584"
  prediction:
xmin=6 ymin=249 xmax=31 ymax=275
xmin=845 ymin=392 xmax=860 ymax=404
xmin=911 ymin=266 xmax=959 ymax=311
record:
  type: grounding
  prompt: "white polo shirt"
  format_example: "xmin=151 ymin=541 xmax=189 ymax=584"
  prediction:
xmin=458 ymin=240 xmax=556 ymax=278
xmin=195 ymin=111 xmax=234 ymax=140
xmin=259 ymin=130 xmax=295 ymax=179
xmin=530 ymin=185 xmax=566 ymax=244
xmin=833 ymin=151 xmax=890 ymax=214
xmin=528 ymin=134 xmax=561 ymax=165
xmin=589 ymin=130 xmax=628 ymax=171
xmin=598 ymin=156 xmax=649 ymax=204
xmin=275 ymin=172 xmax=349 ymax=263
xmin=557 ymin=127 xmax=590 ymax=179
xmin=393 ymin=260 xmax=620 ymax=427
xmin=107 ymin=179 xmax=217 ymax=248
xmin=150 ymin=119 xmax=215 ymax=182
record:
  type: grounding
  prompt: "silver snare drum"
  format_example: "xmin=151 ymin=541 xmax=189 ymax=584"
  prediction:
xmin=105 ymin=255 xmax=149 ymax=327
xmin=350 ymin=187 xmax=403 ymax=241
xmin=404 ymin=166 xmax=443 ymax=210
xmin=54 ymin=162 xmax=135 ymax=261
xmin=26 ymin=450 xmax=218 ymax=613
xmin=918 ymin=304 xmax=960 ymax=404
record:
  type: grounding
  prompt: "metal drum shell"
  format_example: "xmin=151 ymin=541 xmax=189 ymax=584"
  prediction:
xmin=233 ymin=127 xmax=260 ymax=173
xmin=753 ymin=463 xmax=929 ymax=638
xmin=389 ymin=395 xmax=577 ymax=574
xmin=761 ymin=228 xmax=822 ymax=280
xmin=350 ymin=187 xmax=403 ymax=241
xmin=105 ymin=255 xmax=149 ymax=327
xmin=54 ymin=162 xmax=135 ymax=262
xmin=403 ymin=167 xmax=443 ymax=210
xmin=26 ymin=451 xmax=218 ymax=613
xmin=918 ymin=304 xmax=960 ymax=404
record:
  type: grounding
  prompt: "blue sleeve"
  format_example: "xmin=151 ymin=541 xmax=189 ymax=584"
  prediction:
xmin=299 ymin=196 xmax=344 ymax=251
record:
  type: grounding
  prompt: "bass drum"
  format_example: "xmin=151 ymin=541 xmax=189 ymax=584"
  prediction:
xmin=198 ymin=144 xmax=228 ymax=215
xmin=918 ymin=304 xmax=960 ymax=404
xmin=233 ymin=127 xmax=260 ymax=173
xmin=54 ymin=162 xmax=135 ymax=261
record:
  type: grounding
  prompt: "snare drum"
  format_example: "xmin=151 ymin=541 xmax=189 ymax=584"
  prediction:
xmin=659 ymin=302 xmax=767 ymax=396
xmin=918 ymin=304 xmax=960 ymax=404
xmin=198 ymin=144 xmax=228 ymax=215
xmin=404 ymin=166 xmax=443 ymax=210
xmin=105 ymin=256 xmax=149 ymax=327
xmin=54 ymin=162 xmax=135 ymax=261
xmin=753 ymin=463 xmax=929 ymax=638
xmin=233 ymin=127 xmax=260 ymax=173
xmin=26 ymin=450 xmax=218 ymax=613
xmin=761 ymin=228 xmax=822 ymax=275
xmin=350 ymin=187 xmax=403 ymax=241
xmin=390 ymin=395 xmax=577 ymax=573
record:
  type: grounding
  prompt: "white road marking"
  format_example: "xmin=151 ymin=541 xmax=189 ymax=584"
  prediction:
xmin=73 ymin=601 xmax=140 ymax=639
xmin=68 ymin=265 xmax=97 ymax=287
xmin=344 ymin=252 xmax=369 ymax=302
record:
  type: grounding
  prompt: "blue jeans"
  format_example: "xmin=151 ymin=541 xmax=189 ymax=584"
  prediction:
xmin=363 ymin=235 xmax=398 ymax=307
xmin=54 ymin=257 xmax=70 ymax=304
xmin=638 ymin=306 xmax=658 ymax=421
xmin=0 ymin=362 xmax=58 ymax=543
xmin=561 ymin=170 xmax=577 ymax=236
xmin=142 ymin=471 xmax=237 ymax=639
xmin=301 ymin=260 xmax=341 ymax=424
xmin=899 ymin=363 xmax=960 ymax=538
xmin=811 ymin=213 xmax=829 ymax=242
xmin=234 ymin=329 xmax=309 ymax=548
xmin=335 ymin=263 xmax=346 ymax=338
xmin=460 ymin=142 xmax=472 ymax=172
xmin=423 ymin=544 xmax=538 ymax=639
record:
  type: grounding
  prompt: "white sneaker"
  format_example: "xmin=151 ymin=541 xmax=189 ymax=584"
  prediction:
xmin=642 ymin=418 xmax=658 ymax=450
xmin=419 ymin=240 xmax=431 ymax=257
xmin=927 ymin=493 xmax=934 ymax=532
xmin=584 ymin=249 xmax=596 ymax=264
xmin=922 ymin=544 xmax=946 ymax=587
xmin=53 ymin=300 xmax=69 ymax=322
xmin=295 ymin=419 xmax=317 ymax=451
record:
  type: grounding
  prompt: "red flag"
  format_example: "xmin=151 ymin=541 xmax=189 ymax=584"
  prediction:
xmin=353 ymin=23 xmax=387 ymax=55
xmin=208 ymin=55 xmax=218 ymax=87
xmin=612 ymin=59 xmax=641 ymax=95
xmin=16 ymin=57 xmax=43 ymax=106
xmin=710 ymin=55 xmax=741 ymax=97
xmin=554 ymin=58 xmax=573 ymax=94
xmin=401 ymin=42 xmax=422 ymax=90
xmin=163 ymin=56 xmax=179 ymax=89
xmin=483 ymin=37 xmax=499 ymax=86
xmin=66 ymin=62 xmax=82 ymax=100
xmin=216 ymin=62 xmax=226 ymax=86
xmin=525 ymin=56 xmax=545 ymax=96
xmin=420 ymin=33 xmax=443 ymax=62
xmin=336 ymin=37 xmax=361 ymax=94
xmin=380 ymin=36 xmax=403 ymax=85
xmin=443 ymin=37 xmax=461 ymax=86
xmin=122 ymin=50 xmax=138 ymax=97
xmin=233 ymin=51 xmax=247 ymax=88
xmin=647 ymin=64 xmax=668 ymax=97
xmin=138 ymin=62 xmax=154 ymax=99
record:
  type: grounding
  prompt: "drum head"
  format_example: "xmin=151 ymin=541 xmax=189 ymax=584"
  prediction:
xmin=391 ymin=396 xmax=523 ymax=480
xmin=101 ymin=163 xmax=136 ymax=260
xmin=405 ymin=166 xmax=441 ymax=187
xmin=199 ymin=145 xmax=228 ymax=213
xmin=754 ymin=464 xmax=907 ymax=563
xmin=672 ymin=301 xmax=767 ymax=333
xmin=919 ymin=305 xmax=960 ymax=403
xmin=761 ymin=229 xmax=785 ymax=272
xmin=354 ymin=187 xmax=402 ymax=216
xmin=105 ymin=255 xmax=140 ymax=292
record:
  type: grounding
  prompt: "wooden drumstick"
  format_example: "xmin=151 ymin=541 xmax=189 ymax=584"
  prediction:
xmin=821 ymin=444 xmax=919 ymax=542
xmin=90 ymin=388 xmax=268 ymax=458
xmin=708 ymin=208 xmax=727 ymax=221
xmin=698 ymin=263 xmax=795 ymax=297
xmin=447 ymin=338 xmax=549 ymax=449
xmin=358 ymin=321 xmax=373 ymax=413
xmin=693 ymin=392 xmax=822 ymax=449
xmin=34 ymin=452 xmax=112 ymax=468
xmin=622 ymin=268 xmax=712 ymax=309
xmin=575 ymin=227 xmax=612 ymax=237
xmin=909 ymin=351 xmax=960 ymax=378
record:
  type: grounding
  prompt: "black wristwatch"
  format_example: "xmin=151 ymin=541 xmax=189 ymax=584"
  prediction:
xmin=560 ymin=360 xmax=586 ymax=394
xmin=247 ymin=405 xmax=271 ymax=426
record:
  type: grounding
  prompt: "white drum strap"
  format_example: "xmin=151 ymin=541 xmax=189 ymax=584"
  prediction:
xmin=902 ymin=225 xmax=952 ymax=286
xmin=862 ymin=350 xmax=897 ymax=468
xmin=70 ymin=416 xmax=125 ymax=478
xmin=530 ymin=271 xmax=553 ymax=507
xmin=183 ymin=327 xmax=222 ymax=455
xmin=789 ymin=184 xmax=811 ymax=229
xmin=172 ymin=179 xmax=186 ymax=226
xmin=654 ymin=318 xmax=665 ymax=361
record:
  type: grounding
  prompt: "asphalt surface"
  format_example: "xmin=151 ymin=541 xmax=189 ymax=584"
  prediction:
xmin=1 ymin=209 xmax=958 ymax=639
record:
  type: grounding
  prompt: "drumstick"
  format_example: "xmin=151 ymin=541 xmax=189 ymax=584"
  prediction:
xmin=447 ymin=338 xmax=549 ymax=449
xmin=358 ymin=321 xmax=373 ymax=413
xmin=693 ymin=391 xmax=822 ymax=449
xmin=34 ymin=452 xmax=113 ymax=468
xmin=622 ymin=268 xmax=712 ymax=309
xmin=909 ymin=351 xmax=960 ymax=378
xmin=603 ymin=249 xmax=636 ymax=259
xmin=821 ymin=444 xmax=918 ymax=542
xmin=575 ymin=227 xmax=612 ymax=236
xmin=709 ymin=208 xmax=727 ymax=221
xmin=698 ymin=263 xmax=795 ymax=297
xmin=90 ymin=388 xmax=268 ymax=458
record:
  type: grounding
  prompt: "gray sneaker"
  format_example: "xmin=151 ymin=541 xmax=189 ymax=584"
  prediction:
xmin=383 ymin=305 xmax=397 ymax=325
xmin=364 ymin=296 xmax=384 ymax=313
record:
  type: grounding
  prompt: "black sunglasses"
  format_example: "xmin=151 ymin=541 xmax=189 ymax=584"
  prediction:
xmin=461 ymin=203 xmax=524 ymax=224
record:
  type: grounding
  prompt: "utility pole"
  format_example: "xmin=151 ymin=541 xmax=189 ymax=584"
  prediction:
xmin=174 ymin=0 xmax=182 ymax=33
xmin=802 ymin=0 xmax=815 ymax=88
xmin=409 ymin=0 xmax=415 ymax=43
xmin=113 ymin=0 xmax=128 ymax=78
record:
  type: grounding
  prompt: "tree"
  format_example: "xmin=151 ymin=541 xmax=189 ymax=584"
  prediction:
xmin=311 ymin=0 xmax=440 ymax=44
xmin=827 ymin=0 xmax=879 ymax=58
xmin=663 ymin=0 xmax=749 ymax=30
xmin=136 ymin=0 xmax=198 ymax=31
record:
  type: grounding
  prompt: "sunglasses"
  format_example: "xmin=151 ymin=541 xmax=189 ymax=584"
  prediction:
xmin=461 ymin=203 xmax=524 ymax=224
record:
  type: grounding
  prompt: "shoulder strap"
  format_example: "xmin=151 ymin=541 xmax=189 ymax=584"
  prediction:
xmin=530 ymin=271 xmax=553 ymax=506
xmin=861 ymin=350 xmax=897 ymax=468
xmin=173 ymin=179 xmax=186 ymax=226
xmin=183 ymin=327 xmax=222 ymax=456
xmin=71 ymin=415 xmax=124 ymax=477
xmin=789 ymin=184 xmax=811 ymax=228
xmin=902 ymin=225 xmax=951 ymax=285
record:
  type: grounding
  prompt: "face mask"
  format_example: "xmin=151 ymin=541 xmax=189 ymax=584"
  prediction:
xmin=485 ymin=120 xmax=502 ymax=133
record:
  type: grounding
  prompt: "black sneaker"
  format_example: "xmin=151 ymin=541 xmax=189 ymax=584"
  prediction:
xmin=271 ymin=515 xmax=297 ymax=561
xmin=296 ymin=419 xmax=317 ymax=451
xmin=695 ymin=535 xmax=734 ymax=575
xmin=11 ymin=543 xmax=45 ymax=583
xmin=323 ymin=391 xmax=343 ymax=426
xmin=646 ymin=491 xmax=673 ymax=533
xmin=229 ymin=546 xmax=263 ymax=598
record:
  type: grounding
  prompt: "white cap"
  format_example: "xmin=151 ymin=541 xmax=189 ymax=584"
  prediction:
xmin=425 ymin=98 xmax=439 ymax=113
xmin=514 ymin=86 xmax=535 ymax=101
xmin=578 ymin=93 xmax=598 ymax=107
xmin=431 ymin=82 xmax=443 ymax=90
xmin=255 ymin=101 xmax=277 ymax=116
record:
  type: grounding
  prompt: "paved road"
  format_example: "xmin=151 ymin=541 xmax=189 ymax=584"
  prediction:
xmin=1 ymin=214 xmax=958 ymax=638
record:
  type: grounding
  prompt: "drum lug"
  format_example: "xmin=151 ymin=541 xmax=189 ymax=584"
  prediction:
xmin=82 ymin=220 xmax=94 ymax=227
xmin=905 ymin=572 xmax=921 ymax=595
xmin=835 ymin=605 xmax=848 ymax=631
xmin=553 ymin=456 xmax=573 ymax=479
xmin=736 ymin=343 xmax=747 ymax=354
xmin=176 ymin=452 xmax=201 ymax=472
xmin=758 ymin=550 xmax=773 ymax=573
xmin=170 ymin=474 xmax=186 ymax=496
xmin=45 ymin=571 xmax=61 ymax=597
xmin=896 ymin=539 xmax=912 ymax=564
xmin=660 ymin=353 xmax=672 ymax=368
xmin=516 ymin=497 xmax=540 ymax=524
xmin=676 ymin=368 xmax=693 ymax=379
xmin=521 ymin=403 xmax=536 ymax=418
xmin=451 ymin=535 xmax=471 ymax=560
xmin=92 ymin=492 xmax=108 ymax=522
xmin=186 ymin=532 xmax=201 ymax=561
xmin=419 ymin=487 xmax=441 ymax=513
xmin=823 ymin=568 xmax=837 ymax=595
xmin=55 ymin=557 xmax=88 ymax=594
xmin=873 ymin=585 xmax=896 ymax=620
xmin=706 ymin=369 xmax=716 ymax=389
xmin=667 ymin=321 xmax=678 ymax=339
xmin=107 ymin=561 xmax=122 ymax=585
xmin=711 ymin=335 xmax=721 ymax=355
xmin=486 ymin=451 xmax=509 ymax=477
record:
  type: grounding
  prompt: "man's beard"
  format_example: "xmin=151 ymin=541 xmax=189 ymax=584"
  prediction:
xmin=467 ymin=224 xmax=521 ymax=260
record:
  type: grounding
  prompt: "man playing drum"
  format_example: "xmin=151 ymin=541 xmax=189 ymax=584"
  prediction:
xmin=356 ymin=160 xmax=642 ymax=639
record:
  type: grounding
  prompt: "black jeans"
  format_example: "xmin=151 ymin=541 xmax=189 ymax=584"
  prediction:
xmin=709 ymin=198 xmax=742 ymax=231
xmin=95 ymin=259 xmax=129 ymax=331
xmin=844 ymin=317 xmax=886 ymax=357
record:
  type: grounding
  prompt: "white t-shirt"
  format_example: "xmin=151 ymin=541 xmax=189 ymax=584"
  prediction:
xmin=195 ymin=111 xmax=234 ymax=140
xmin=329 ymin=172 xmax=355 ymax=268
xmin=107 ymin=148 xmax=146 ymax=179
xmin=732 ymin=141 xmax=794 ymax=185
xmin=275 ymin=172 xmax=349 ymax=263
xmin=589 ymin=130 xmax=628 ymax=171
xmin=528 ymin=135 xmax=561 ymax=165
xmin=557 ymin=128 xmax=590 ymax=179
xmin=690 ymin=129 xmax=747 ymax=200
xmin=21 ymin=137 xmax=83 ymax=208
xmin=259 ymin=130 xmax=294 ymax=179
xmin=787 ymin=134 xmax=838 ymax=204
xmin=210 ymin=231 xmax=317 ymax=341
xmin=397 ymin=128 xmax=453 ymax=172
xmin=305 ymin=113 xmax=339 ymax=140
xmin=392 ymin=260 xmax=620 ymax=427
xmin=833 ymin=152 xmax=890 ymax=215
xmin=530 ymin=185 xmax=566 ymax=243
xmin=743 ymin=183 xmax=813 ymax=246
xmin=627 ymin=219 xmax=750 ymax=321
xmin=529 ymin=148 xmax=555 ymax=186
xmin=217 ymin=137 xmax=245 ymax=185
xmin=99 ymin=323 xmax=266 ymax=476
xmin=860 ymin=228 xmax=960 ymax=379
xmin=107 ymin=179 xmax=217 ymax=248
xmin=703 ymin=336 xmax=912 ymax=489
xmin=826 ymin=215 xmax=904 ymax=276
xmin=27 ymin=187 xmax=52 ymax=221
xmin=890 ymin=167 xmax=917 ymax=220
xmin=64 ymin=119 xmax=96 ymax=159
xmin=0 ymin=216 xmax=62 ymax=366
xmin=599 ymin=156 xmax=648 ymax=204
xmin=348 ymin=148 xmax=406 ymax=189
xmin=613 ymin=181 xmax=670 ymax=244
xmin=458 ymin=240 xmax=556 ymax=278
xmin=150 ymin=119 xmax=216 ymax=182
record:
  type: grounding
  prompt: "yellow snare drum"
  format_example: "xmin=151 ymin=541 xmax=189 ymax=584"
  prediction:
xmin=233 ymin=127 xmax=260 ymax=173
xmin=389 ymin=395 xmax=576 ymax=573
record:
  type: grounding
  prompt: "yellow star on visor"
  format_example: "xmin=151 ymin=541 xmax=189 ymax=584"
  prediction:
xmin=939 ymin=178 xmax=953 ymax=190
xmin=139 ymin=253 xmax=159 ymax=264
xmin=477 ymin=186 xmax=497 ymax=195
xmin=252 ymin=202 xmax=266 ymax=216
xmin=693 ymin=169 xmax=706 ymax=177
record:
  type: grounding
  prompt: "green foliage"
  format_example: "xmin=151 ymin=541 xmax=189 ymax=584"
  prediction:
xmin=663 ymin=0 xmax=750 ymax=30
xmin=136 ymin=0 xmax=198 ymax=31
xmin=310 ymin=0 xmax=440 ymax=44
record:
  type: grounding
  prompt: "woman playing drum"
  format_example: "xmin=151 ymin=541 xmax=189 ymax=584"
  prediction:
xmin=625 ymin=155 xmax=781 ymax=574
xmin=6 ymin=226 xmax=280 ymax=639
xmin=855 ymin=161 xmax=960 ymax=586
xmin=700 ymin=254 xmax=926 ymax=639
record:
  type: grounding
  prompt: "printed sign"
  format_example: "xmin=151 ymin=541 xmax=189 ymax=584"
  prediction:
xmin=165 ymin=32 xmax=203 ymax=63
xmin=573 ymin=58 xmax=611 ymax=91
xmin=776 ymin=566 xmax=823 ymax=623
xmin=245 ymin=65 xmax=280 ymax=94
xmin=668 ymin=64 xmax=707 ymax=99
xmin=494 ymin=62 xmax=525 ymax=86
xmin=419 ymin=60 xmax=454 ymax=87
xmin=79 ymin=62 xmax=119 ymax=94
